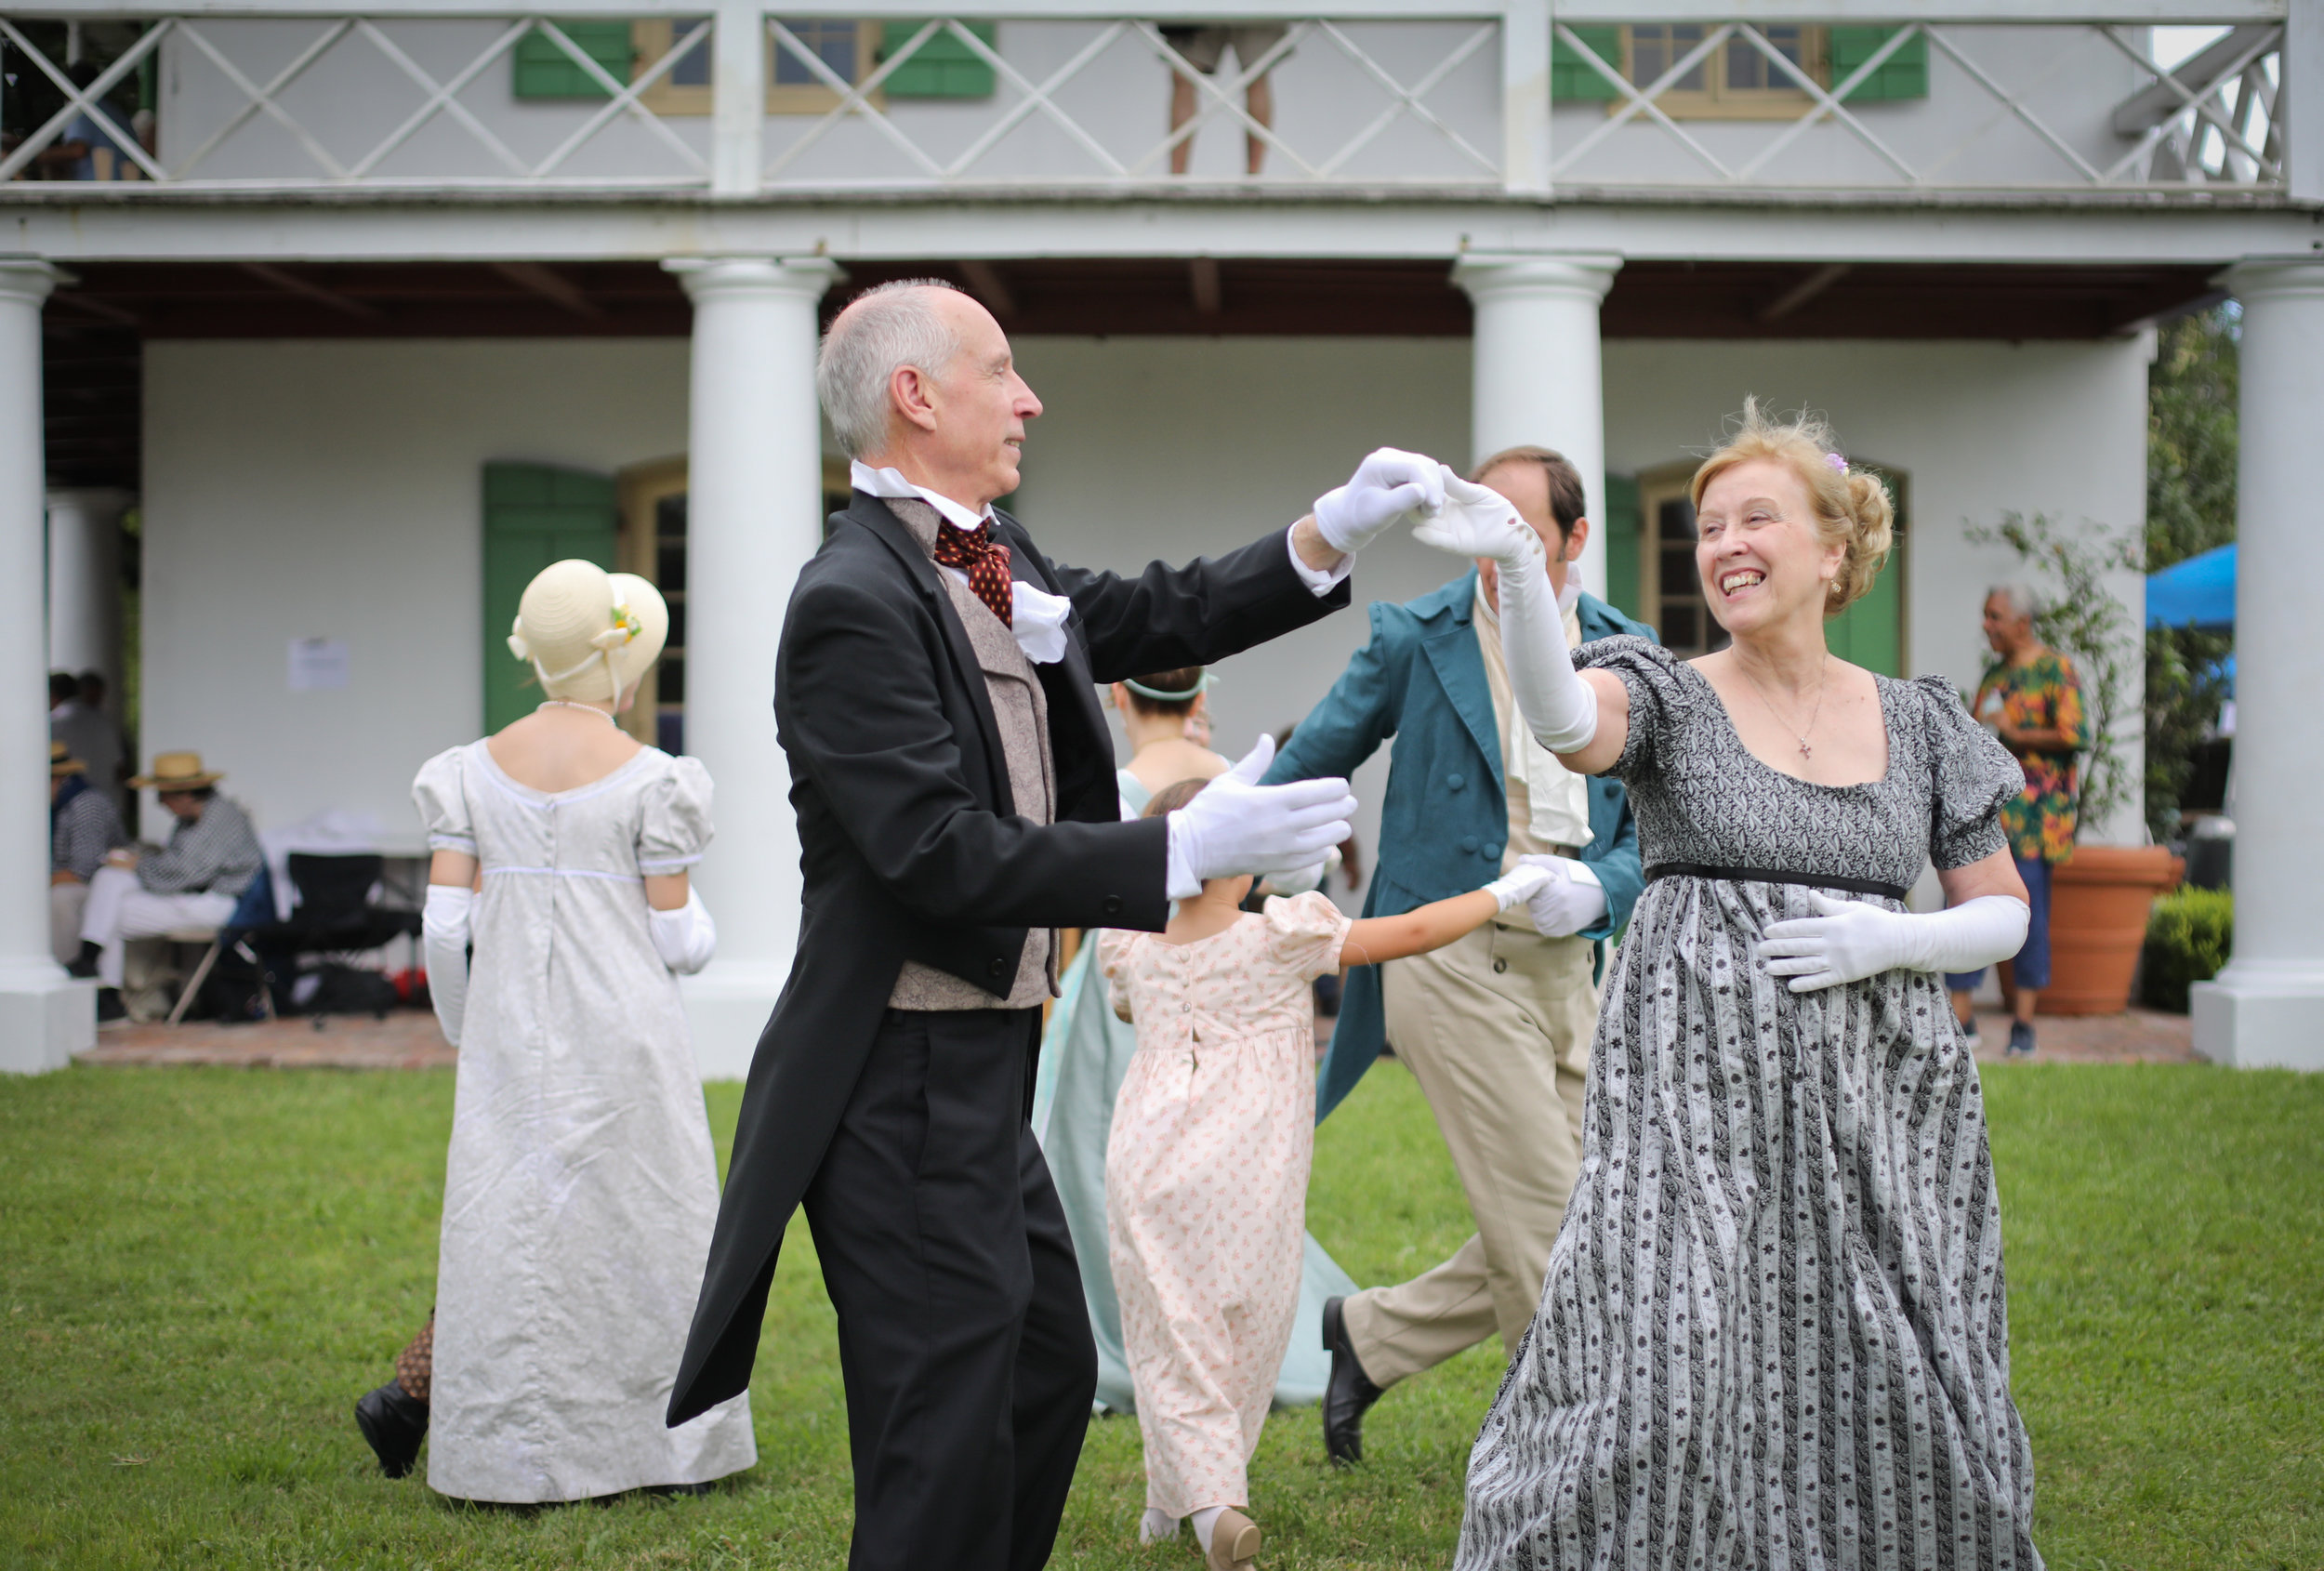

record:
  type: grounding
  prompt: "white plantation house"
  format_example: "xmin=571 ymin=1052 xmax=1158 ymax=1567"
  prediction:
xmin=4 ymin=2 xmax=2319 ymax=1074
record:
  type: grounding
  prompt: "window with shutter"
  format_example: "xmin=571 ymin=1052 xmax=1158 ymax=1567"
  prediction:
xmin=511 ymin=20 xmax=635 ymax=100
xmin=482 ymin=463 xmax=620 ymax=733
xmin=1601 ymin=472 xmax=1642 ymax=622
xmin=879 ymin=20 xmax=997 ymax=99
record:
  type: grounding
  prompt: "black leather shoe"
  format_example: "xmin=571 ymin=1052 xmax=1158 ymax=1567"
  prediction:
xmin=94 ymin=987 xmax=126 ymax=1023
xmin=354 ymin=1381 xmax=429 ymax=1479
xmin=66 ymin=941 xmax=101 ymax=980
xmin=1321 ymin=1296 xmax=1383 ymax=1467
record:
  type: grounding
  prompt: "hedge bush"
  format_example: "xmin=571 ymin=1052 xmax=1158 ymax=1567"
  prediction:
xmin=2142 ymin=886 xmax=2233 ymax=1012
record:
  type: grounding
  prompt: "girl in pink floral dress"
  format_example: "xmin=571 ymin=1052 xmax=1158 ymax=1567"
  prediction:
xmin=1100 ymin=777 xmax=1559 ymax=1570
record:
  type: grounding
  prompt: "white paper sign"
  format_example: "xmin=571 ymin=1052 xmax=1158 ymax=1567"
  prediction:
xmin=288 ymin=637 xmax=350 ymax=693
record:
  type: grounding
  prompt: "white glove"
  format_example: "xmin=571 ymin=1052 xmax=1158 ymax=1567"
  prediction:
xmin=1166 ymin=734 xmax=1357 ymax=900
xmin=421 ymin=882 xmax=471 ymax=1048
xmin=1760 ymin=892 xmax=2031 ymax=993
xmin=1513 ymin=853 xmax=1607 ymax=937
xmin=1261 ymin=844 xmax=1341 ymax=897
xmin=1481 ymin=862 xmax=1554 ymax=913
xmin=1415 ymin=470 xmax=1597 ymax=753
xmin=648 ymin=886 xmax=719 ymax=975
xmin=1313 ymin=446 xmax=1447 ymax=556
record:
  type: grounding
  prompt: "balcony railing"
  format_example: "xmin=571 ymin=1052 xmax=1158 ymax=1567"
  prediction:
xmin=0 ymin=3 xmax=2293 ymax=200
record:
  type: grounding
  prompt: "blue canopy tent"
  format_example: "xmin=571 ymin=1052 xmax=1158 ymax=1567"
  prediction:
xmin=2146 ymin=542 xmax=2236 ymax=633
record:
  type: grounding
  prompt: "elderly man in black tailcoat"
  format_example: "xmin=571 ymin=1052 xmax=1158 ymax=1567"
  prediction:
xmin=669 ymin=279 xmax=1443 ymax=1571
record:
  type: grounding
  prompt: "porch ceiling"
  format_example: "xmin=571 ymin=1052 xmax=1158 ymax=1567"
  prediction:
xmin=49 ymin=257 xmax=2217 ymax=343
xmin=42 ymin=256 xmax=2217 ymax=491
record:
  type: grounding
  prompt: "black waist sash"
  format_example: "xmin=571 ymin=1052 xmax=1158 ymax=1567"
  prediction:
xmin=1646 ymin=862 xmax=1909 ymax=902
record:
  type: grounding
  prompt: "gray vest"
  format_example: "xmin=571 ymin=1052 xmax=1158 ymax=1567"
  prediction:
xmin=883 ymin=495 xmax=1060 ymax=1011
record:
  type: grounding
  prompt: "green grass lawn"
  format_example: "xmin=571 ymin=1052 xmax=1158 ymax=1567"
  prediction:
xmin=1 ymin=1059 xmax=2317 ymax=1569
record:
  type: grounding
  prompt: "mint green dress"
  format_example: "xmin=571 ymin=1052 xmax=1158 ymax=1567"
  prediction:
xmin=1031 ymin=768 xmax=1357 ymax=1414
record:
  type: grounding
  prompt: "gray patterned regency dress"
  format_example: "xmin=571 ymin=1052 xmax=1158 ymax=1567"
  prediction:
xmin=1459 ymin=639 xmax=2040 ymax=1571
xmin=412 ymin=740 xmax=756 ymax=1503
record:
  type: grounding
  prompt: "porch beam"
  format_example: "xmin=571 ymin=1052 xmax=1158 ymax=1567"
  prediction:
xmin=0 ymin=2 xmax=2287 ymax=20
xmin=489 ymin=260 xmax=602 ymax=318
xmin=238 ymin=262 xmax=383 ymax=319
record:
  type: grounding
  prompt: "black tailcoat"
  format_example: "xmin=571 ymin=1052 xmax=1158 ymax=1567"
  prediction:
xmin=669 ymin=491 xmax=1349 ymax=1423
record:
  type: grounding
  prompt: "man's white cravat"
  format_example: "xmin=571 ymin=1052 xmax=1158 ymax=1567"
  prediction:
xmin=851 ymin=460 xmax=1073 ymax=664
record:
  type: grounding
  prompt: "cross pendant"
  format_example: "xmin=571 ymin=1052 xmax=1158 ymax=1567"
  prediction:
xmin=1799 ymin=741 xmax=1813 ymax=759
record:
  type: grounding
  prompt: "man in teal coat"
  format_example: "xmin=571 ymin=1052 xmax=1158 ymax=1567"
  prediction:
xmin=1263 ymin=445 xmax=1653 ymax=1463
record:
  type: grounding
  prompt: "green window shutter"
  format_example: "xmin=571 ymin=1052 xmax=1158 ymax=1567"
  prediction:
xmin=482 ymin=463 xmax=620 ymax=733
xmin=1829 ymin=26 xmax=1928 ymax=102
xmin=1601 ymin=473 xmax=1642 ymax=622
xmin=1552 ymin=25 xmax=1623 ymax=103
xmin=513 ymin=20 xmax=635 ymax=100
xmin=878 ymin=20 xmax=997 ymax=99
xmin=1824 ymin=564 xmax=1902 ymax=676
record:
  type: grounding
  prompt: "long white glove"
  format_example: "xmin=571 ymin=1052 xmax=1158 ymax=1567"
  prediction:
xmin=1413 ymin=470 xmax=1599 ymax=752
xmin=648 ymin=886 xmax=719 ymax=975
xmin=1166 ymin=734 xmax=1357 ymax=900
xmin=421 ymin=882 xmax=471 ymax=1048
xmin=1512 ymin=852 xmax=1607 ymax=937
xmin=1760 ymin=892 xmax=2031 ymax=993
xmin=1481 ymin=862 xmax=1555 ymax=913
xmin=1313 ymin=446 xmax=1447 ymax=557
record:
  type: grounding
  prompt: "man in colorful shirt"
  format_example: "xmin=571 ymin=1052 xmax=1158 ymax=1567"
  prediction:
xmin=1948 ymin=585 xmax=2089 ymax=1057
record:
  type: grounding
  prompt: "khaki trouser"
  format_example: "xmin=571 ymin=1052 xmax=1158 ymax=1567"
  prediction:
xmin=1342 ymin=921 xmax=1595 ymax=1387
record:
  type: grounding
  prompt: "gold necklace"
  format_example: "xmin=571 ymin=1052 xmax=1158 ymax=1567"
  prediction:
xmin=1738 ymin=654 xmax=1829 ymax=760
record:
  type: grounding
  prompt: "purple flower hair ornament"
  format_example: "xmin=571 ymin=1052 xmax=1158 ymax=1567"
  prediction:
xmin=1825 ymin=451 xmax=1849 ymax=475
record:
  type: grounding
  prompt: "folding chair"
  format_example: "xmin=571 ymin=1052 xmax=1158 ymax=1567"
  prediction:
xmin=163 ymin=865 xmax=280 ymax=1027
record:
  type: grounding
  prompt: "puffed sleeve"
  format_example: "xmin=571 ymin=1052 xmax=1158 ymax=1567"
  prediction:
xmin=1097 ymin=929 xmax=1136 ymax=1023
xmin=1574 ymin=634 xmax=1691 ymax=779
xmin=1261 ymin=891 xmax=1353 ymax=983
xmin=638 ymin=755 xmax=715 ymax=874
xmin=411 ymin=746 xmax=476 ymax=857
xmin=1917 ymin=675 xmax=2026 ymax=869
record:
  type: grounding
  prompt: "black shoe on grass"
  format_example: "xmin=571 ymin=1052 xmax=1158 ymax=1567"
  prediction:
xmin=354 ymin=1382 xmax=429 ymax=1479
xmin=1321 ymin=1296 xmax=1383 ymax=1467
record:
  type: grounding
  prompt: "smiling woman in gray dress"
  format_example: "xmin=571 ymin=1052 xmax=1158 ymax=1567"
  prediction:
xmin=1412 ymin=402 xmax=2043 ymax=1570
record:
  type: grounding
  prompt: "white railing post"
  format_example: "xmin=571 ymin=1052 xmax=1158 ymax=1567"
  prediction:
xmin=710 ymin=0 xmax=765 ymax=197
xmin=1503 ymin=0 xmax=1550 ymax=196
xmin=2284 ymin=0 xmax=2324 ymax=203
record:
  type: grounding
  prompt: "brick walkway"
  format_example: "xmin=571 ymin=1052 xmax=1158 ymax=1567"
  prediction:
xmin=75 ymin=1002 xmax=2195 ymax=1071
xmin=78 ymin=1010 xmax=455 ymax=1069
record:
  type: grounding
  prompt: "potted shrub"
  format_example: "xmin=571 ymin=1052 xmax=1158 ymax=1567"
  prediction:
xmin=2141 ymin=887 xmax=2233 ymax=1013
xmin=1970 ymin=512 xmax=2183 ymax=1015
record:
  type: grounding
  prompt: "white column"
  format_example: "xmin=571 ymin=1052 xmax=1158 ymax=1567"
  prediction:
xmin=1454 ymin=253 xmax=1621 ymax=601
xmin=0 ymin=259 xmax=90 ymax=1074
xmin=46 ymin=487 xmax=131 ymax=688
xmin=2192 ymin=258 xmax=2324 ymax=1070
xmin=666 ymin=255 xmax=841 ymax=1079
xmin=708 ymin=0 xmax=766 ymax=198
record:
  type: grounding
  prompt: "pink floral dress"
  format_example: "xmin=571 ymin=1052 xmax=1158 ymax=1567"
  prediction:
xmin=1099 ymin=891 xmax=1351 ymax=1518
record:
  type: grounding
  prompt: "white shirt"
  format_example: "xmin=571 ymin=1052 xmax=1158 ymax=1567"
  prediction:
xmin=847 ymin=460 xmax=1351 ymax=902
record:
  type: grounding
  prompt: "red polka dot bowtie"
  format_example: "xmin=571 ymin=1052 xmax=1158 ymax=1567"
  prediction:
xmin=931 ymin=520 xmax=1015 ymax=627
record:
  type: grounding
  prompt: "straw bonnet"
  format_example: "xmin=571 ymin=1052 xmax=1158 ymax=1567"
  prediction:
xmin=129 ymin=751 xmax=225 ymax=789
xmin=507 ymin=559 xmax=668 ymax=709
xmin=49 ymin=740 xmax=86 ymax=777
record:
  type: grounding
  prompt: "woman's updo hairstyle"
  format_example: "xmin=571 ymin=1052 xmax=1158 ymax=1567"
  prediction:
xmin=1690 ymin=397 xmax=1894 ymax=617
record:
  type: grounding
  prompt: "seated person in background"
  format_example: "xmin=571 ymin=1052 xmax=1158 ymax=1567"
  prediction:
xmin=49 ymin=741 xmax=129 ymax=965
xmin=51 ymin=669 xmax=129 ymax=814
xmin=68 ymin=751 xmax=263 ymax=1021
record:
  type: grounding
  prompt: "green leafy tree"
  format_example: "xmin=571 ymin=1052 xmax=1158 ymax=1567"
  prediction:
xmin=2144 ymin=304 xmax=2238 ymax=840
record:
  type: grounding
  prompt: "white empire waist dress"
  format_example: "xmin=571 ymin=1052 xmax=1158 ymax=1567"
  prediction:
xmin=412 ymin=739 xmax=756 ymax=1503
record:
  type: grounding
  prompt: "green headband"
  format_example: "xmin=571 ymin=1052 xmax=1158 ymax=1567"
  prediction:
xmin=1122 ymin=671 xmax=1215 ymax=702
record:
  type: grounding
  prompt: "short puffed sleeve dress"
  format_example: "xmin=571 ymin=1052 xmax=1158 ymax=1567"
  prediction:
xmin=1097 ymin=891 xmax=1352 ymax=1519
xmin=1458 ymin=639 xmax=2040 ymax=1571
xmin=411 ymin=741 xmax=756 ymax=1504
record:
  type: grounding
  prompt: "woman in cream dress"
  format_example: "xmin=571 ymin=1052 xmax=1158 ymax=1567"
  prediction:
xmin=382 ymin=560 xmax=755 ymax=1502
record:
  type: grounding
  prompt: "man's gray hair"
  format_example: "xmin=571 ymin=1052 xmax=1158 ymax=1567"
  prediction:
xmin=816 ymin=279 xmax=966 ymax=459
xmin=1987 ymin=582 xmax=2040 ymax=620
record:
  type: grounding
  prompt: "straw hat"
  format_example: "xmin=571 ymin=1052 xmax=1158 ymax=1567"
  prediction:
xmin=129 ymin=751 xmax=225 ymax=790
xmin=507 ymin=559 xmax=668 ymax=709
xmin=49 ymin=740 xmax=86 ymax=776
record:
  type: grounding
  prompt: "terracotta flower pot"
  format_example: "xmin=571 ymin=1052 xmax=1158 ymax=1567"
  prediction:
xmin=2033 ymin=845 xmax=2185 ymax=1016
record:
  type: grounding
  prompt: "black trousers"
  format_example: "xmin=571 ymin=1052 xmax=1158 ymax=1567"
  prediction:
xmin=803 ymin=1007 xmax=1098 ymax=1571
